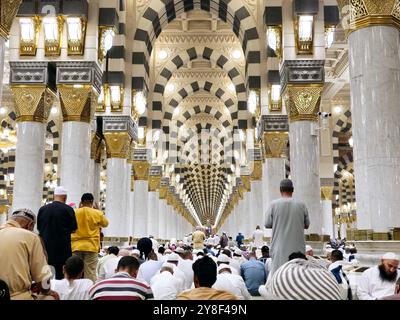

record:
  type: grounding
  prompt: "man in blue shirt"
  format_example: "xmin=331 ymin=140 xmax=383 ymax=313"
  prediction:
xmin=240 ymin=252 xmax=267 ymax=296
xmin=236 ymin=232 xmax=244 ymax=247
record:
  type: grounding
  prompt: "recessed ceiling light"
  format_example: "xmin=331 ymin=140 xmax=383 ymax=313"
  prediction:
xmin=333 ymin=106 xmax=342 ymax=114
xmin=232 ymin=49 xmax=242 ymax=59
xmin=158 ymin=49 xmax=168 ymax=60
xmin=0 ymin=107 xmax=6 ymax=115
xmin=51 ymin=107 xmax=58 ymax=114
xmin=228 ymin=83 xmax=235 ymax=92
xmin=166 ymin=83 xmax=175 ymax=92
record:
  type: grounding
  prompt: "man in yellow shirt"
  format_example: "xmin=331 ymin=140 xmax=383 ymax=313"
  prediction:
xmin=72 ymin=193 xmax=109 ymax=282
xmin=192 ymin=226 xmax=206 ymax=250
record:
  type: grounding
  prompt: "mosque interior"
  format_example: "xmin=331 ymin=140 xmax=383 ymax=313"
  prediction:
xmin=0 ymin=0 xmax=399 ymax=263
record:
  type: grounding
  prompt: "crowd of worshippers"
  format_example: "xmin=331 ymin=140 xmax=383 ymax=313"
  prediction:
xmin=0 ymin=185 xmax=399 ymax=300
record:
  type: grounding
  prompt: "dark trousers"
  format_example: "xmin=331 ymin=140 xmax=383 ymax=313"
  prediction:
xmin=49 ymin=262 xmax=64 ymax=280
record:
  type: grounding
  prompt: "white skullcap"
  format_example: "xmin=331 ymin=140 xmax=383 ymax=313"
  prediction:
xmin=217 ymin=263 xmax=232 ymax=273
xmin=305 ymin=245 xmax=313 ymax=252
xmin=131 ymin=249 xmax=140 ymax=256
xmin=382 ymin=252 xmax=399 ymax=261
xmin=54 ymin=186 xmax=68 ymax=195
xmin=167 ymin=253 xmax=179 ymax=262
xmin=234 ymin=248 xmax=242 ymax=255
xmin=162 ymin=262 xmax=176 ymax=270
xmin=175 ymin=247 xmax=185 ymax=254
xmin=217 ymin=254 xmax=230 ymax=263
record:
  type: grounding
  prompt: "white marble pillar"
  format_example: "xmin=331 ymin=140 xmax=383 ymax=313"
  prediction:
xmin=147 ymin=191 xmax=159 ymax=237
xmin=0 ymin=213 xmax=6 ymax=226
xmin=340 ymin=223 xmax=347 ymax=240
xmin=13 ymin=122 xmax=46 ymax=214
xmin=127 ymin=189 xmax=135 ymax=237
xmin=236 ymin=198 xmax=245 ymax=238
xmin=93 ymin=162 xmax=101 ymax=203
xmin=322 ymin=200 xmax=334 ymax=239
xmin=262 ymin=159 xmax=285 ymax=237
xmin=125 ymin=163 xmax=133 ymax=236
xmin=349 ymin=26 xmax=400 ymax=231
xmin=105 ymin=158 xmax=128 ymax=237
xmin=60 ymin=122 xmax=91 ymax=205
xmin=158 ymin=200 xmax=166 ymax=240
xmin=251 ymin=180 xmax=264 ymax=232
xmin=290 ymin=121 xmax=321 ymax=234
xmin=133 ymin=181 xmax=148 ymax=238
xmin=243 ymin=192 xmax=252 ymax=238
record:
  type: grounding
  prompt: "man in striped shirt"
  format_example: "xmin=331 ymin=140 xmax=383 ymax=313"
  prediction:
xmin=89 ymin=256 xmax=153 ymax=300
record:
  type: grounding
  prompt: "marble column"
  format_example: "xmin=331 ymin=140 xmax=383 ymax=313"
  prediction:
xmin=58 ymin=86 xmax=95 ymax=205
xmin=90 ymin=134 xmax=104 ymax=203
xmin=347 ymin=24 xmax=400 ymax=231
xmin=103 ymin=131 xmax=131 ymax=237
xmin=0 ymin=38 xmax=5 ymax=101
xmin=11 ymin=86 xmax=55 ymax=214
xmin=158 ymin=199 xmax=166 ymax=240
xmin=321 ymin=187 xmax=334 ymax=239
xmin=262 ymin=125 xmax=288 ymax=238
xmin=282 ymin=63 xmax=325 ymax=235
xmin=132 ymin=160 xmax=150 ymax=238
xmin=251 ymin=180 xmax=264 ymax=230
xmin=147 ymin=191 xmax=159 ymax=237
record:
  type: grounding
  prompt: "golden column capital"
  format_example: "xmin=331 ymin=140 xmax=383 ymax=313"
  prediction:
xmin=90 ymin=134 xmax=104 ymax=163
xmin=132 ymin=160 xmax=150 ymax=181
xmin=321 ymin=186 xmax=334 ymax=201
xmin=148 ymin=175 xmax=161 ymax=191
xmin=104 ymin=132 xmax=131 ymax=159
xmin=11 ymin=85 xmax=55 ymax=123
xmin=283 ymin=85 xmax=323 ymax=123
xmin=159 ymin=186 xmax=168 ymax=199
xmin=58 ymin=85 xmax=96 ymax=123
xmin=337 ymin=0 xmax=400 ymax=34
xmin=263 ymin=132 xmax=289 ymax=158
xmin=0 ymin=0 xmax=22 ymax=39
xmin=250 ymin=161 xmax=263 ymax=181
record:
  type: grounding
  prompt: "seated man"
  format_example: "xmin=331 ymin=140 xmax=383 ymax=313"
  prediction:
xmin=177 ymin=256 xmax=237 ymax=300
xmin=213 ymin=264 xmax=251 ymax=300
xmin=357 ymin=252 xmax=399 ymax=300
xmin=150 ymin=262 xmax=181 ymax=300
xmin=51 ymin=256 xmax=93 ymax=300
xmin=328 ymin=250 xmax=352 ymax=300
xmin=89 ymin=256 xmax=153 ymax=300
xmin=240 ymin=252 xmax=266 ymax=296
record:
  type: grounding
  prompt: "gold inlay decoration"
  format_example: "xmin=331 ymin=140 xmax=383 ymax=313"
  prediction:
xmin=337 ymin=0 xmax=400 ymax=34
xmin=321 ymin=186 xmax=333 ymax=201
xmin=250 ymin=161 xmax=263 ymax=181
xmin=283 ymin=85 xmax=323 ymax=123
xmin=58 ymin=85 xmax=96 ymax=123
xmin=263 ymin=132 xmax=288 ymax=158
xmin=159 ymin=186 xmax=168 ymax=199
xmin=104 ymin=132 xmax=131 ymax=159
xmin=241 ymin=176 xmax=251 ymax=192
xmin=148 ymin=175 xmax=161 ymax=192
xmin=11 ymin=85 xmax=55 ymax=123
xmin=90 ymin=134 xmax=104 ymax=163
xmin=0 ymin=0 xmax=22 ymax=39
xmin=132 ymin=160 xmax=149 ymax=181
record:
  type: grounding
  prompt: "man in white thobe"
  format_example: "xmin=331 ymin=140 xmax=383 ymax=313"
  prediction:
xmin=150 ymin=262 xmax=181 ymax=300
xmin=252 ymin=226 xmax=264 ymax=248
xmin=212 ymin=264 xmax=251 ymax=300
xmin=357 ymin=252 xmax=399 ymax=300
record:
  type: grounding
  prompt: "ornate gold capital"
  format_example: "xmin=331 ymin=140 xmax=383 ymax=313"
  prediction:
xmin=132 ymin=160 xmax=150 ymax=181
xmin=0 ymin=0 xmax=22 ymax=39
xmin=337 ymin=0 xmax=400 ymax=34
xmin=58 ymin=85 xmax=96 ymax=123
xmin=104 ymin=132 xmax=131 ymax=159
xmin=11 ymin=85 xmax=55 ymax=123
xmin=263 ymin=132 xmax=288 ymax=158
xmin=321 ymin=186 xmax=333 ymax=200
xmin=159 ymin=186 xmax=168 ymax=199
xmin=148 ymin=175 xmax=161 ymax=191
xmin=241 ymin=176 xmax=251 ymax=192
xmin=250 ymin=161 xmax=263 ymax=181
xmin=90 ymin=134 xmax=104 ymax=163
xmin=283 ymin=85 xmax=323 ymax=122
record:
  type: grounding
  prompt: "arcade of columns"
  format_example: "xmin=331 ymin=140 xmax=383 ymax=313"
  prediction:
xmin=0 ymin=0 xmax=400 ymax=244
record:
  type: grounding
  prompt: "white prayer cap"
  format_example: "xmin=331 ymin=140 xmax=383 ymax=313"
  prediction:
xmin=234 ymin=248 xmax=242 ymax=255
xmin=217 ymin=263 xmax=232 ymax=273
xmin=167 ymin=253 xmax=179 ymax=262
xmin=162 ymin=262 xmax=176 ymax=270
xmin=175 ymin=247 xmax=185 ymax=254
xmin=131 ymin=249 xmax=140 ymax=256
xmin=305 ymin=245 xmax=313 ymax=252
xmin=54 ymin=186 xmax=68 ymax=195
xmin=381 ymin=252 xmax=399 ymax=261
xmin=217 ymin=254 xmax=230 ymax=263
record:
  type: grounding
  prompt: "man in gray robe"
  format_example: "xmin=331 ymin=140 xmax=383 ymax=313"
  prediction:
xmin=265 ymin=179 xmax=310 ymax=278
